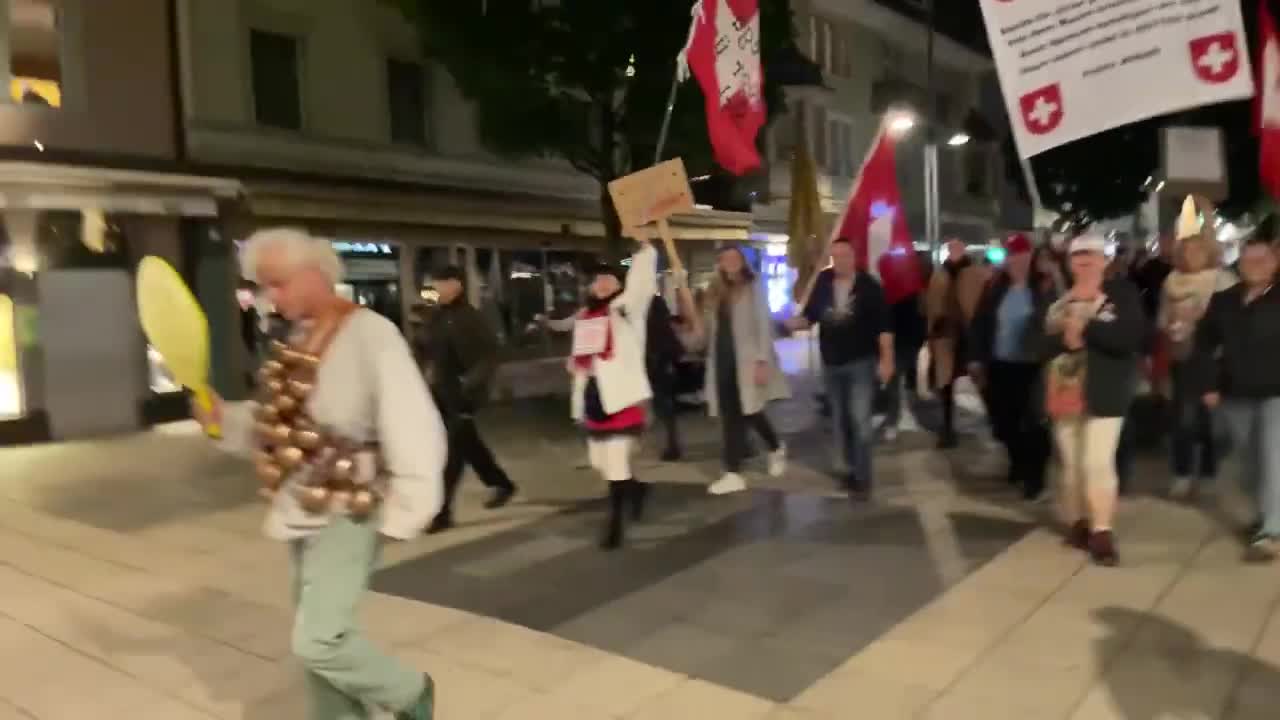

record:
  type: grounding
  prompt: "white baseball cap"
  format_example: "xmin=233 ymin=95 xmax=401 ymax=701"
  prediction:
xmin=1069 ymin=233 xmax=1107 ymax=255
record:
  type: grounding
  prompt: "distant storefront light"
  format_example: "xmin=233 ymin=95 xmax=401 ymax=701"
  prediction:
xmin=762 ymin=243 xmax=792 ymax=314
xmin=332 ymin=241 xmax=394 ymax=255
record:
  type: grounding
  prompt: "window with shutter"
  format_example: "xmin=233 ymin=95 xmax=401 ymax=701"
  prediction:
xmin=250 ymin=30 xmax=303 ymax=130
xmin=387 ymin=59 xmax=428 ymax=147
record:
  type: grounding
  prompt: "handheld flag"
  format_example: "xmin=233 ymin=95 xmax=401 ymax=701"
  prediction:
xmin=787 ymin=120 xmax=825 ymax=301
xmin=1258 ymin=1 xmax=1280 ymax=198
xmin=677 ymin=0 xmax=766 ymax=175
xmin=832 ymin=126 xmax=923 ymax=304
xmin=135 ymin=256 xmax=220 ymax=438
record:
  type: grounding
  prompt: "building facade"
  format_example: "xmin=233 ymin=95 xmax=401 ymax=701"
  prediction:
xmin=0 ymin=0 xmax=239 ymax=444
xmin=174 ymin=0 xmax=752 ymax=402
xmin=756 ymin=0 xmax=1009 ymax=285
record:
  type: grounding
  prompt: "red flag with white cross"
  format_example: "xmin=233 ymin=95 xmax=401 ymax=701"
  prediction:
xmin=677 ymin=0 xmax=766 ymax=176
xmin=1257 ymin=1 xmax=1280 ymax=198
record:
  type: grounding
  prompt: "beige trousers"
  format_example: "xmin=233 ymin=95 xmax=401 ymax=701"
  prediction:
xmin=1053 ymin=416 xmax=1124 ymax=529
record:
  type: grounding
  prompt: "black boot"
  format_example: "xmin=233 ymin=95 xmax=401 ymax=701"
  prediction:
xmin=601 ymin=480 xmax=628 ymax=550
xmin=630 ymin=479 xmax=649 ymax=521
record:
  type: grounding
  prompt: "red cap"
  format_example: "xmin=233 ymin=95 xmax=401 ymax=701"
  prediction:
xmin=1005 ymin=233 xmax=1032 ymax=255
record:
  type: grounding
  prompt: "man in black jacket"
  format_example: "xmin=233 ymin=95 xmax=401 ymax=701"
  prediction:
xmin=421 ymin=266 xmax=516 ymax=534
xmin=785 ymin=238 xmax=895 ymax=500
xmin=1196 ymin=236 xmax=1280 ymax=562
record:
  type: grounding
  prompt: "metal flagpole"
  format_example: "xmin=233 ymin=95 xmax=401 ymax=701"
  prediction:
xmin=654 ymin=72 xmax=681 ymax=165
xmin=924 ymin=0 xmax=941 ymax=263
xmin=655 ymin=1 xmax=704 ymax=164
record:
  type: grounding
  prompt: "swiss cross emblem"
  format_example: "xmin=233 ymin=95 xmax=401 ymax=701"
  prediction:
xmin=1190 ymin=33 xmax=1240 ymax=84
xmin=1019 ymin=84 xmax=1063 ymax=136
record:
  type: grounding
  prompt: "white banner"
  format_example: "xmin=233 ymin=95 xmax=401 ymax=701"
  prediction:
xmin=981 ymin=0 xmax=1254 ymax=158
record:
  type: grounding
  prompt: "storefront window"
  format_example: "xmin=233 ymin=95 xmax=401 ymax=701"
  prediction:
xmin=9 ymin=0 xmax=64 ymax=108
xmin=0 ymin=293 xmax=21 ymax=418
xmin=332 ymin=240 xmax=401 ymax=328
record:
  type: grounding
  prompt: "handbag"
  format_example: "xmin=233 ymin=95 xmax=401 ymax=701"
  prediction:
xmin=1045 ymin=352 xmax=1086 ymax=420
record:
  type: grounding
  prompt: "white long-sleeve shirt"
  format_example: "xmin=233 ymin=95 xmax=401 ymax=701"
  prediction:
xmin=221 ymin=309 xmax=446 ymax=541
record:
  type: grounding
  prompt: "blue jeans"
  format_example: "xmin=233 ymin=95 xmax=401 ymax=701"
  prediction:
xmin=824 ymin=359 xmax=877 ymax=491
xmin=1221 ymin=397 xmax=1280 ymax=536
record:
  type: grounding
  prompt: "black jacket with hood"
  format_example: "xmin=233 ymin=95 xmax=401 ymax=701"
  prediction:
xmin=420 ymin=298 xmax=500 ymax=419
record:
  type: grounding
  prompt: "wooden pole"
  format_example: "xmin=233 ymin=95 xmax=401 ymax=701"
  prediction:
xmin=793 ymin=117 xmax=890 ymax=310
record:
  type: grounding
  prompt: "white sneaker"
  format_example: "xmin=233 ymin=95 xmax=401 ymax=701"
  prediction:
xmin=882 ymin=428 xmax=899 ymax=443
xmin=767 ymin=445 xmax=788 ymax=478
xmin=1169 ymin=476 xmax=1193 ymax=500
xmin=709 ymin=472 xmax=748 ymax=495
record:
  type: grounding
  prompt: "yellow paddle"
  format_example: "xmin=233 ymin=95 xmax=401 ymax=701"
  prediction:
xmin=135 ymin=256 xmax=221 ymax=438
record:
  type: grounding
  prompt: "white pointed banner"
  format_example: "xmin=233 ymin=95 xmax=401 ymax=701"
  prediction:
xmin=981 ymin=0 xmax=1254 ymax=158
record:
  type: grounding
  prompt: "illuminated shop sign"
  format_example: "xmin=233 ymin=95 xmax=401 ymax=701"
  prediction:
xmin=332 ymin=241 xmax=395 ymax=256
xmin=762 ymin=243 xmax=792 ymax=314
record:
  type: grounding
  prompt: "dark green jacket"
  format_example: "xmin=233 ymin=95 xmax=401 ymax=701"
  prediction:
xmin=421 ymin=299 xmax=499 ymax=418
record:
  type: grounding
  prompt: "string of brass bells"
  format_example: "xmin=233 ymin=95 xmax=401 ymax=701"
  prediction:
xmin=252 ymin=340 xmax=382 ymax=518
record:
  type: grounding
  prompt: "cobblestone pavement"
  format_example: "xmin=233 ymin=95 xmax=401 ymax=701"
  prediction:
xmin=0 ymin=369 xmax=1276 ymax=718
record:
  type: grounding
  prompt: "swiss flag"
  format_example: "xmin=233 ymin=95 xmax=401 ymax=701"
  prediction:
xmin=679 ymin=0 xmax=766 ymax=176
xmin=833 ymin=129 xmax=922 ymax=304
xmin=1258 ymin=1 xmax=1280 ymax=197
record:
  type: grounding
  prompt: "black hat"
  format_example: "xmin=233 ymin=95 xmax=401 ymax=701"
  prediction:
xmin=587 ymin=260 xmax=625 ymax=283
xmin=434 ymin=265 xmax=465 ymax=284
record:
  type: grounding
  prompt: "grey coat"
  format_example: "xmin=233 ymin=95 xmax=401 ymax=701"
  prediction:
xmin=702 ymin=280 xmax=791 ymax=417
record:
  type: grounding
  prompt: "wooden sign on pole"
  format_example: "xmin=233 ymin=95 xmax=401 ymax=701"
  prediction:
xmin=607 ymin=158 xmax=695 ymax=273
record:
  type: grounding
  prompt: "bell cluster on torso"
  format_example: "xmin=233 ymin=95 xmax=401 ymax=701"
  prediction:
xmin=252 ymin=340 xmax=382 ymax=517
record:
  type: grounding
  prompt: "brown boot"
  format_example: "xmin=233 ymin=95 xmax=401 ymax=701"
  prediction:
xmin=1064 ymin=519 xmax=1090 ymax=550
xmin=1088 ymin=530 xmax=1119 ymax=567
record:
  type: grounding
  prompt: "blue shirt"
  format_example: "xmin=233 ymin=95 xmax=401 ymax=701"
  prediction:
xmin=994 ymin=286 xmax=1034 ymax=362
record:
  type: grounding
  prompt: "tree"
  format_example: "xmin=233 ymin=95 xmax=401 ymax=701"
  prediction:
xmin=393 ymin=0 xmax=794 ymax=256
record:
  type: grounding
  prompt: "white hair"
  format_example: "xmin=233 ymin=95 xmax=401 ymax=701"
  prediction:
xmin=239 ymin=227 xmax=343 ymax=285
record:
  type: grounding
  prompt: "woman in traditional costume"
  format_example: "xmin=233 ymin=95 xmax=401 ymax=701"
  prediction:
xmin=194 ymin=227 xmax=443 ymax=720
xmin=566 ymin=236 xmax=658 ymax=549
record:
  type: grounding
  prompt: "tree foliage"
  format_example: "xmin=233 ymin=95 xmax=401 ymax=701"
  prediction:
xmin=392 ymin=0 xmax=794 ymax=251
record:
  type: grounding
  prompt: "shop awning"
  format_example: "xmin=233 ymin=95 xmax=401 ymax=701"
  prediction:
xmin=242 ymin=181 xmax=753 ymax=241
xmin=0 ymin=162 xmax=242 ymax=217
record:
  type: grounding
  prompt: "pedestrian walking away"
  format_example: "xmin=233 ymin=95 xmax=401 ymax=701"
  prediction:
xmin=786 ymin=238 xmax=895 ymax=501
xmin=565 ymin=235 xmax=658 ymax=550
xmin=418 ymin=265 xmax=517 ymax=534
xmin=646 ymin=295 xmax=686 ymax=461
xmin=1193 ymin=234 xmax=1280 ymax=563
xmin=1040 ymin=233 xmax=1145 ymax=567
xmin=969 ymin=234 xmax=1055 ymax=501
xmin=684 ymin=245 xmax=791 ymax=495
xmin=195 ymin=227 xmax=441 ymax=720
xmin=925 ymin=237 xmax=990 ymax=448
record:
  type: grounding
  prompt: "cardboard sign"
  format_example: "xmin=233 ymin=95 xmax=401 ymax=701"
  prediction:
xmin=981 ymin=0 xmax=1253 ymax=158
xmin=608 ymin=159 xmax=695 ymax=232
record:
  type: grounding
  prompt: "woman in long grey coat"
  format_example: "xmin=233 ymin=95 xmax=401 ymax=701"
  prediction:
xmin=688 ymin=246 xmax=791 ymax=495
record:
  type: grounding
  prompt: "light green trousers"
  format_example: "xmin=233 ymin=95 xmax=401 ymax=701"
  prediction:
xmin=289 ymin=517 xmax=424 ymax=720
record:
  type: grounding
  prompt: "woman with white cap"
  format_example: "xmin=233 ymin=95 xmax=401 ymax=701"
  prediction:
xmin=1040 ymin=232 xmax=1146 ymax=566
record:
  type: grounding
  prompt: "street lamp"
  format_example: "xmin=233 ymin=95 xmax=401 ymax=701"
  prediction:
xmin=888 ymin=112 xmax=917 ymax=135
xmin=947 ymin=132 xmax=970 ymax=147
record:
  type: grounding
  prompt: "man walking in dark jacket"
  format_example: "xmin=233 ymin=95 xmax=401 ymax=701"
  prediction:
xmin=1195 ymin=236 xmax=1280 ymax=562
xmin=422 ymin=266 xmax=517 ymax=534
